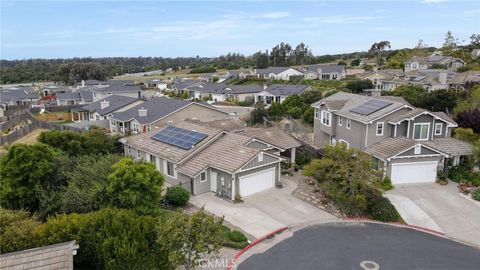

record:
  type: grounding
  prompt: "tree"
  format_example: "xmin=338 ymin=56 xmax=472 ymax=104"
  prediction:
xmin=270 ymin=42 xmax=292 ymax=66
xmin=386 ymin=49 xmax=413 ymax=69
xmin=252 ymin=51 xmax=269 ymax=68
xmin=423 ymin=89 xmax=458 ymax=113
xmin=337 ymin=61 xmax=347 ymax=66
xmin=387 ymin=85 xmax=428 ymax=107
xmin=249 ymin=107 xmax=267 ymax=125
xmin=0 ymin=208 xmax=41 ymax=253
xmin=300 ymin=89 xmax=323 ymax=104
xmin=455 ymin=85 xmax=480 ymax=113
xmin=302 ymin=107 xmax=315 ymax=125
xmin=0 ymin=143 xmax=62 ymax=212
xmin=369 ymin=41 xmax=391 ymax=67
xmin=106 ymin=158 xmax=164 ymax=215
xmin=350 ymin=59 xmax=361 ymax=66
xmin=292 ymin=42 xmax=312 ymax=66
xmin=443 ymin=31 xmax=459 ymax=49
xmin=345 ymin=80 xmax=374 ymax=93
xmin=267 ymin=102 xmax=285 ymax=119
xmin=56 ymin=62 xmax=107 ymax=85
xmin=456 ymin=109 xmax=480 ymax=133
xmin=156 ymin=209 xmax=224 ymax=270
xmin=469 ymin=33 xmax=480 ymax=48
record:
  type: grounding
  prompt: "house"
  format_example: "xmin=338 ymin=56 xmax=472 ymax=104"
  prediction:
xmin=171 ymin=79 xmax=204 ymax=94
xmin=472 ymin=49 xmax=480 ymax=60
xmin=358 ymin=69 xmax=404 ymax=90
xmin=109 ymin=97 xmax=229 ymax=134
xmin=311 ymin=92 xmax=472 ymax=185
xmin=0 ymin=87 xmax=40 ymax=108
xmin=76 ymin=79 xmax=135 ymax=87
xmin=404 ymin=55 xmax=465 ymax=72
xmin=379 ymin=69 xmax=454 ymax=92
xmin=226 ymin=70 xmax=254 ymax=79
xmin=144 ymin=79 xmax=167 ymax=90
xmin=122 ymin=121 xmax=285 ymax=199
xmin=449 ymin=71 xmax=480 ymax=91
xmin=71 ymin=95 xmax=143 ymax=122
xmin=257 ymin=84 xmax=313 ymax=104
xmin=41 ymin=85 xmax=71 ymax=96
xmin=222 ymin=85 xmax=263 ymax=102
xmin=56 ymin=89 xmax=94 ymax=106
xmin=187 ymin=83 xmax=263 ymax=103
xmin=304 ymin=65 xmax=346 ymax=80
xmin=187 ymin=83 xmax=227 ymax=101
xmin=91 ymin=84 xmax=143 ymax=102
xmin=254 ymin=67 xmax=304 ymax=80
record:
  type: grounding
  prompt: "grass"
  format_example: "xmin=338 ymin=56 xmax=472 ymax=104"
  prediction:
xmin=0 ymin=128 xmax=48 ymax=155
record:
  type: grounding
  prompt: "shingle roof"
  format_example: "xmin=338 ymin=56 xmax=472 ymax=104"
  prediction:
xmin=173 ymin=79 xmax=204 ymax=90
xmin=111 ymin=97 xmax=191 ymax=124
xmin=365 ymin=137 xmax=419 ymax=160
xmin=264 ymin=84 xmax=310 ymax=96
xmin=189 ymin=83 xmax=227 ymax=93
xmin=307 ymin=64 xmax=345 ymax=74
xmin=424 ymin=138 xmax=473 ymax=156
xmin=92 ymin=84 xmax=142 ymax=93
xmin=56 ymin=91 xmax=81 ymax=100
xmin=222 ymin=85 xmax=263 ymax=94
xmin=238 ymin=127 xmax=301 ymax=150
xmin=126 ymin=121 xmax=222 ymax=162
xmin=451 ymin=71 xmax=480 ymax=85
xmin=77 ymin=95 xmax=140 ymax=115
xmin=186 ymin=118 xmax=246 ymax=132
xmin=79 ymin=90 xmax=94 ymax=102
xmin=177 ymin=132 xmax=259 ymax=177
xmin=387 ymin=108 xmax=457 ymax=126
xmin=0 ymin=88 xmax=39 ymax=104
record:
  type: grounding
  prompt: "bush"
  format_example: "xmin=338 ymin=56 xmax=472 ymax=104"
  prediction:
xmin=472 ymin=189 xmax=480 ymax=201
xmin=217 ymin=225 xmax=249 ymax=249
xmin=367 ymin=196 xmax=402 ymax=222
xmin=229 ymin=230 xmax=247 ymax=243
xmin=448 ymin=165 xmax=471 ymax=183
xmin=295 ymin=151 xmax=313 ymax=168
xmin=380 ymin=176 xmax=393 ymax=191
xmin=0 ymin=208 xmax=41 ymax=253
xmin=165 ymin=186 xmax=190 ymax=207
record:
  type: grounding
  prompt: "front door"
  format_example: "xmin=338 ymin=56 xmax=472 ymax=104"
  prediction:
xmin=210 ymin=171 xmax=217 ymax=192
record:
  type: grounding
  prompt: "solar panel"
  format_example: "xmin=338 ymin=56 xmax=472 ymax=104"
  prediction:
xmin=350 ymin=99 xmax=392 ymax=116
xmin=151 ymin=126 xmax=208 ymax=150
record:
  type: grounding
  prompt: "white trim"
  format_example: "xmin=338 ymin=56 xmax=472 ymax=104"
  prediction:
xmin=413 ymin=123 xmax=430 ymax=141
xmin=338 ymin=139 xmax=350 ymax=148
xmin=321 ymin=110 xmax=331 ymax=127
xmin=434 ymin=123 xmax=443 ymax=135
xmin=200 ymin=171 xmax=207 ymax=182
xmin=236 ymin=159 xmax=280 ymax=174
xmin=388 ymin=110 xmax=457 ymax=127
xmin=376 ymin=122 xmax=384 ymax=136
xmin=414 ymin=144 xmax=421 ymax=155
xmin=338 ymin=116 xmax=343 ymax=126
xmin=346 ymin=118 xmax=351 ymax=129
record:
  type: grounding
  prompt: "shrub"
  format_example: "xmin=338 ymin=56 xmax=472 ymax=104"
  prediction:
xmin=380 ymin=176 xmax=393 ymax=191
xmin=165 ymin=186 xmax=190 ymax=207
xmin=295 ymin=151 xmax=313 ymax=168
xmin=367 ymin=196 xmax=402 ymax=222
xmin=472 ymin=189 xmax=480 ymax=201
xmin=229 ymin=230 xmax=247 ymax=243
xmin=448 ymin=165 xmax=470 ymax=183
xmin=0 ymin=208 xmax=41 ymax=253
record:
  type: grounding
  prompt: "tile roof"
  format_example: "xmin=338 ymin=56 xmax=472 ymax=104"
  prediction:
xmin=186 ymin=118 xmax=246 ymax=132
xmin=77 ymin=95 xmax=140 ymax=115
xmin=92 ymin=84 xmax=142 ymax=93
xmin=111 ymin=97 xmax=191 ymax=124
xmin=126 ymin=121 xmax=223 ymax=162
xmin=424 ymin=138 xmax=473 ymax=156
xmin=307 ymin=64 xmax=345 ymax=73
xmin=56 ymin=90 xmax=81 ymax=100
xmin=238 ymin=127 xmax=301 ymax=150
xmin=255 ymin=67 xmax=292 ymax=75
xmin=387 ymin=108 xmax=457 ymax=126
xmin=364 ymin=137 xmax=418 ymax=160
xmin=264 ymin=84 xmax=310 ymax=96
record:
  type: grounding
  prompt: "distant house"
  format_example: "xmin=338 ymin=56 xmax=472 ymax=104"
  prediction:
xmin=0 ymin=87 xmax=40 ymax=108
xmin=187 ymin=83 xmax=227 ymax=101
xmin=171 ymin=79 xmax=204 ymax=94
xmin=404 ymin=55 xmax=465 ymax=72
xmin=91 ymin=84 xmax=143 ymax=102
xmin=254 ymin=67 xmax=304 ymax=80
xmin=71 ymin=95 xmax=143 ymax=122
xmin=222 ymin=85 xmax=263 ymax=102
xmin=226 ymin=70 xmax=254 ymax=79
xmin=144 ymin=79 xmax=167 ymax=90
xmin=41 ymin=85 xmax=70 ymax=96
xmin=186 ymin=83 xmax=263 ymax=103
xmin=109 ymin=97 xmax=229 ymax=134
xmin=449 ymin=71 xmax=480 ymax=91
xmin=379 ymin=69 xmax=453 ymax=92
xmin=257 ymin=84 xmax=313 ymax=104
xmin=304 ymin=64 xmax=346 ymax=80
xmin=358 ymin=69 xmax=405 ymax=90
xmin=56 ymin=89 xmax=94 ymax=106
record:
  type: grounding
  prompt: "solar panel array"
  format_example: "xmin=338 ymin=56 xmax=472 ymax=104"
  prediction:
xmin=151 ymin=126 xmax=208 ymax=150
xmin=350 ymin=99 xmax=392 ymax=116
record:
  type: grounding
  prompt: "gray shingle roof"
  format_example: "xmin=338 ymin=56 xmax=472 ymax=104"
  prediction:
xmin=77 ymin=95 xmax=140 ymax=115
xmin=92 ymin=84 xmax=142 ymax=94
xmin=255 ymin=67 xmax=296 ymax=75
xmin=189 ymin=83 xmax=227 ymax=93
xmin=0 ymin=88 xmax=39 ymax=104
xmin=238 ymin=127 xmax=301 ymax=150
xmin=387 ymin=108 xmax=457 ymax=126
xmin=307 ymin=64 xmax=345 ymax=74
xmin=173 ymin=79 xmax=204 ymax=90
xmin=222 ymin=85 xmax=263 ymax=94
xmin=424 ymin=138 xmax=473 ymax=156
xmin=264 ymin=84 xmax=310 ymax=96
xmin=111 ymin=97 xmax=191 ymax=124
xmin=56 ymin=91 xmax=81 ymax=100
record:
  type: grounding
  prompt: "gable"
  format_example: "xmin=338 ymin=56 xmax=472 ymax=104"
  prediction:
xmin=241 ymin=152 xmax=279 ymax=171
xmin=394 ymin=144 xmax=444 ymax=158
xmin=246 ymin=139 xmax=270 ymax=150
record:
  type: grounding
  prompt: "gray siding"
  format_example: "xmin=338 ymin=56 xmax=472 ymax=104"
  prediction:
xmin=408 ymin=114 xmax=435 ymax=139
xmin=396 ymin=121 xmax=408 ymax=137
xmin=247 ymin=140 xmax=269 ymax=150
xmin=193 ymin=169 xmax=210 ymax=195
xmin=367 ymin=107 xmax=410 ymax=146
xmin=397 ymin=146 xmax=439 ymax=156
xmin=235 ymin=162 xmax=280 ymax=197
xmin=241 ymin=153 xmax=278 ymax=170
xmin=210 ymin=169 xmax=232 ymax=199
xmin=335 ymin=118 xmax=365 ymax=149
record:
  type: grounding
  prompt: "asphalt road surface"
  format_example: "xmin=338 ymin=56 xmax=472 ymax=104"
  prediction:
xmin=239 ymin=222 xmax=480 ymax=270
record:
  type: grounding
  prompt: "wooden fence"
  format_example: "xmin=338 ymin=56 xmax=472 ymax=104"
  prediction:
xmin=0 ymin=120 xmax=84 ymax=145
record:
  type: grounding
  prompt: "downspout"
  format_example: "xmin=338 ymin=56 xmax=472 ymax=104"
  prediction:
xmin=231 ymin=174 xmax=236 ymax=201
xmin=365 ymin=124 xmax=369 ymax=148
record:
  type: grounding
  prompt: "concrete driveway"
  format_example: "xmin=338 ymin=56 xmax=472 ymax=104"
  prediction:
xmin=386 ymin=183 xmax=480 ymax=247
xmin=189 ymin=179 xmax=338 ymax=238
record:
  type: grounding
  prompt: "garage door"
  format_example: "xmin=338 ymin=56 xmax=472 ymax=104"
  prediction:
xmin=239 ymin=168 xmax=275 ymax=197
xmin=391 ymin=161 xmax=438 ymax=184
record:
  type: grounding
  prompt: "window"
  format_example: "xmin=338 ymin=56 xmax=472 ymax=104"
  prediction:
xmin=200 ymin=172 xmax=207 ymax=182
xmin=338 ymin=139 xmax=349 ymax=148
xmin=150 ymin=155 xmax=156 ymax=164
xmin=166 ymin=161 xmax=175 ymax=177
xmin=434 ymin=123 xmax=443 ymax=135
xmin=127 ymin=146 xmax=131 ymax=154
xmin=137 ymin=150 xmax=142 ymax=159
xmin=132 ymin=122 xmax=140 ymax=133
xmin=314 ymin=108 xmax=319 ymax=119
xmin=371 ymin=157 xmax=384 ymax=171
xmin=346 ymin=118 xmax=351 ymax=129
xmin=321 ymin=110 xmax=331 ymax=126
xmin=376 ymin=122 xmax=384 ymax=136
xmin=258 ymin=152 xmax=263 ymax=162
xmin=338 ymin=116 xmax=343 ymax=126
xmin=414 ymin=145 xmax=421 ymax=154
xmin=413 ymin=123 xmax=430 ymax=140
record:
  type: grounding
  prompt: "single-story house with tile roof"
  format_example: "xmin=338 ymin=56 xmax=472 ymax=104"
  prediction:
xmin=304 ymin=65 xmax=346 ymax=80
xmin=171 ymin=79 xmax=204 ymax=94
xmin=0 ymin=87 xmax=40 ymax=108
xmin=257 ymin=84 xmax=313 ymax=104
xmin=254 ymin=67 xmax=304 ymax=80
xmin=91 ymin=84 xmax=143 ymax=102
xmin=187 ymin=83 xmax=263 ymax=102
xmin=109 ymin=97 xmax=230 ymax=134
xmin=123 ymin=121 xmax=282 ymax=199
xmin=143 ymin=79 xmax=167 ymax=90
xmin=71 ymin=95 xmax=143 ymax=122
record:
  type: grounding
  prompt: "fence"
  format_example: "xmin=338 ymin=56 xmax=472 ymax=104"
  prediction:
xmin=0 ymin=109 xmax=36 ymax=131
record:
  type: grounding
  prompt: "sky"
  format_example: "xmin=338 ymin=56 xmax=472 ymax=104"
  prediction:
xmin=1 ymin=0 xmax=479 ymax=59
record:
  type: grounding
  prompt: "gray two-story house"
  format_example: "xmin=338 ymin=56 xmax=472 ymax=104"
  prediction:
xmin=312 ymin=92 xmax=472 ymax=185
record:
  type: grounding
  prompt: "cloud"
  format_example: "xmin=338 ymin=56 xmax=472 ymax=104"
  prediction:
xmin=256 ymin=11 xmax=290 ymax=19
xmin=304 ymin=15 xmax=380 ymax=24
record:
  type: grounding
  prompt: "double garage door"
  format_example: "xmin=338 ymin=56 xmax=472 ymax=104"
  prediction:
xmin=390 ymin=161 xmax=438 ymax=184
xmin=239 ymin=168 xmax=275 ymax=197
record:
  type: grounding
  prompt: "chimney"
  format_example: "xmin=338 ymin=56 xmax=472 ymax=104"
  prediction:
xmin=81 ymin=80 xmax=85 ymax=87
xmin=263 ymin=84 xmax=268 ymax=90
xmin=438 ymin=71 xmax=448 ymax=84
xmin=100 ymin=100 xmax=109 ymax=109
xmin=138 ymin=107 xmax=147 ymax=117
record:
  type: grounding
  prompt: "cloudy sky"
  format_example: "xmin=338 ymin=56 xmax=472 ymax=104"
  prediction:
xmin=1 ymin=0 xmax=479 ymax=59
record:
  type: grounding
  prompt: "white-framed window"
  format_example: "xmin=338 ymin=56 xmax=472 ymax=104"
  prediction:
xmin=314 ymin=108 xmax=319 ymax=119
xmin=376 ymin=122 xmax=384 ymax=136
xmin=434 ymin=123 xmax=443 ymax=135
xmin=258 ymin=152 xmax=263 ymax=162
xmin=200 ymin=171 xmax=207 ymax=182
xmin=166 ymin=161 xmax=175 ymax=177
xmin=127 ymin=146 xmax=131 ymax=154
xmin=338 ymin=116 xmax=343 ymax=126
xmin=346 ymin=118 xmax=351 ymax=129
xmin=413 ymin=123 xmax=430 ymax=140
xmin=338 ymin=139 xmax=350 ymax=149
xmin=414 ymin=145 xmax=421 ymax=154
xmin=321 ymin=110 xmax=331 ymax=126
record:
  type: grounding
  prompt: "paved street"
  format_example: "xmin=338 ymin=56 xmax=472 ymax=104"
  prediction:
xmin=189 ymin=179 xmax=338 ymax=238
xmin=386 ymin=182 xmax=480 ymax=247
xmin=239 ymin=222 xmax=480 ymax=270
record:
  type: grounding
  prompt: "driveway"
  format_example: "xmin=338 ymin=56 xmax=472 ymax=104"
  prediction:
xmin=386 ymin=183 xmax=480 ymax=247
xmin=189 ymin=179 xmax=338 ymax=238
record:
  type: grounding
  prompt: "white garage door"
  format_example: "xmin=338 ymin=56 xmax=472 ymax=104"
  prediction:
xmin=239 ymin=168 xmax=275 ymax=197
xmin=391 ymin=161 xmax=438 ymax=184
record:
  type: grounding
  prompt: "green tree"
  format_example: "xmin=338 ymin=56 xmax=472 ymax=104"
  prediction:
xmin=423 ymin=89 xmax=458 ymax=113
xmin=293 ymin=42 xmax=312 ymax=66
xmin=300 ymin=89 xmax=323 ymax=104
xmin=387 ymin=85 xmax=428 ymax=107
xmin=454 ymin=85 xmax=480 ymax=113
xmin=287 ymin=106 xmax=303 ymax=119
xmin=106 ymin=158 xmax=164 ymax=215
xmin=345 ymin=80 xmax=374 ymax=93
xmin=0 ymin=143 xmax=62 ymax=212
xmin=249 ymin=107 xmax=267 ymax=125
xmin=267 ymin=102 xmax=285 ymax=119
xmin=350 ymin=59 xmax=361 ymax=66
xmin=0 ymin=208 xmax=41 ymax=253
xmin=156 ymin=209 xmax=224 ymax=270
xmin=369 ymin=40 xmax=391 ymax=67
xmin=302 ymin=107 xmax=315 ymax=125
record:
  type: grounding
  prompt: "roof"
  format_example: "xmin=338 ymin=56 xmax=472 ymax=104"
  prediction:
xmin=186 ymin=118 xmax=246 ymax=132
xmin=365 ymin=137 xmax=419 ymax=160
xmin=111 ymin=97 xmax=191 ymax=124
xmin=177 ymin=132 xmax=259 ymax=177
xmin=173 ymin=79 xmax=204 ymax=90
xmin=144 ymin=79 xmax=166 ymax=84
xmin=307 ymin=64 xmax=345 ymax=74
xmin=255 ymin=67 xmax=299 ymax=75
xmin=222 ymin=85 xmax=263 ymax=94
xmin=451 ymin=71 xmax=480 ymax=85
xmin=264 ymin=84 xmax=310 ymax=96
xmin=92 ymin=84 xmax=142 ymax=93
xmin=79 ymin=89 xmax=94 ymax=102
xmin=189 ymin=83 xmax=227 ymax=93
xmin=406 ymin=55 xmax=464 ymax=65
xmin=77 ymin=95 xmax=140 ymax=115
xmin=424 ymin=138 xmax=473 ymax=156
xmin=238 ymin=127 xmax=301 ymax=150
xmin=126 ymin=121 xmax=223 ymax=162
xmin=312 ymin=92 xmax=410 ymax=124
xmin=56 ymin=90 xmax=80 ymax=100
xmin=0 ymin=88 xmax=39 ymax=104
xmin=387 ymin=108 xmax=457 ymax=126
xmin=321 ymin=99 xmax=348 ymax=111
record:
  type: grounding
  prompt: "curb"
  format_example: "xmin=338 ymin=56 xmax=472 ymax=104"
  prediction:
xmin=226 ymin=226 xmax=289 ymax=270
xmin=341 ymin=218 xmax=445 ymax=236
